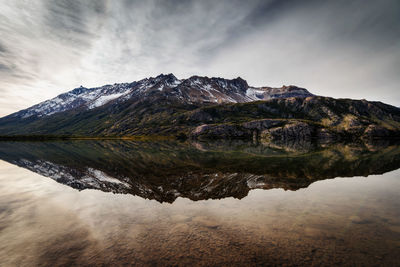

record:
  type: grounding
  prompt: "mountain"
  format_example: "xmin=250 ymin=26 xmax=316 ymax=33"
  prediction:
xmin=0 ymin=73 xmax=399 ymax=141
xmin=5 ymin=74 xmax=312 ymax=119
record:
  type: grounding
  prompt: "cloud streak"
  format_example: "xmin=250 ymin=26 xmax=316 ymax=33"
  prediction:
xmin=0 ymin=0 xmax=399 ymax=116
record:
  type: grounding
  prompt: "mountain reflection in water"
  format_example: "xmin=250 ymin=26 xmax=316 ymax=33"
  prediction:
xmin=1 ymin=140 xmax=400 ymax=266
xmin=0 ymin=140 xmax=399 ymax=203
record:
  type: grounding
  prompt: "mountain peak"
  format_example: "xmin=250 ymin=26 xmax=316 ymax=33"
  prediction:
xmin=231 ymin=76 xmax=248 ymax=91
xmin=4 ymin=74 xmax=314 ymax=119
xmin=155 ymin=73 xmax=177 ymax=80
xmin=70 ymin=86 xmax=89 ymax=95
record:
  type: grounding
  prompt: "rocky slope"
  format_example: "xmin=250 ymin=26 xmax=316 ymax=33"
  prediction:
xmin=190 ymin=96 xmax=400 ymax=142
xmin=0 ymin=74 xmax=399 ymax=141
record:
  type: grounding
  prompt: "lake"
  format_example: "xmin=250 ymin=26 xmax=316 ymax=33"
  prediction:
xmin=0 ymin=140 xmax=399 ymax=266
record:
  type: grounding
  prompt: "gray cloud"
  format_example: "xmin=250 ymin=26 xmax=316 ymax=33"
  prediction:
xmin=0 ymin=0 xmax=399 ymax=117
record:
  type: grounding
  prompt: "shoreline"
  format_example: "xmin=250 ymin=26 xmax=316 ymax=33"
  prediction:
xmin=0 ymin=135 xmax=176 ymax=141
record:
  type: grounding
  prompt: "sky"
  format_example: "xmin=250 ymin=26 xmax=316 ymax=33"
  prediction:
xmin=0 ymin=0 xmax=399 ymax=117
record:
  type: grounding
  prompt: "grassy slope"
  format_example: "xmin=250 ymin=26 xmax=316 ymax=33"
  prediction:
xmin=0 ymin=96 xmax=400 ymax=138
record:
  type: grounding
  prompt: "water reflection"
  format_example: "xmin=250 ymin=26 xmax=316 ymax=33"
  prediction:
xmin=0 ymin=141 xmax=399 ymax=266
xmin=0 ymin=140 xmax=399 ymax=202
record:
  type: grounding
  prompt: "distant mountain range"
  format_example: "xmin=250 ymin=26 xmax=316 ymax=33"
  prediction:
xmin=0 ymin=73 xmax=399 ymax=141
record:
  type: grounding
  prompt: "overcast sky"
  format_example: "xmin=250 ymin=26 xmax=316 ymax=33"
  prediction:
xmin=0 ymin=0 xmax=399 ymax=117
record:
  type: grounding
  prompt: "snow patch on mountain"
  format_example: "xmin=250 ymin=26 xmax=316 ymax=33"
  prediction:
xmin=88 ymin=92 xmax=125 ymax=109
xmin=246 ymin=87 xmax=270 ymax=101
xmin=10 ymin=74 xmax=314 ymax=119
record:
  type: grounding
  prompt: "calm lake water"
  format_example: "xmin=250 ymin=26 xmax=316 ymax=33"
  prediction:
xmin=0 ymin=140 xmax=399 ymax=266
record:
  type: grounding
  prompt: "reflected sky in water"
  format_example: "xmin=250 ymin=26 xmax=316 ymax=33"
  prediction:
xmin=0 ymin=141 xmax=399 ymax=266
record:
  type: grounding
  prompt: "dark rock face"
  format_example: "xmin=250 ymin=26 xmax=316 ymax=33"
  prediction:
xmin=191 ymin=120 xmax=318 ymax=142
xmin=191 ymin=118 xmax=400 ymax=143
xmin=260 ymin=122 xmax=314 ymax=142
xmin=363 ymin=125 xmax=390 ymax=139
xmin=188 ymin=110 xmax=215 ymax=122
xmin=242 ymin=119 xmax=284 ymax=131
xmin=191 ymin=119 xmax=286 ymax=140
xmin=192 ymin=124 xmax=252 ymax=140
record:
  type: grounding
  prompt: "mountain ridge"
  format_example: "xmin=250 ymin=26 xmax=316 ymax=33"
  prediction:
xmin=1 ymin=73 xmax=400 ymax=142
xmin=5 ymin=73 xmax=312 ymax=120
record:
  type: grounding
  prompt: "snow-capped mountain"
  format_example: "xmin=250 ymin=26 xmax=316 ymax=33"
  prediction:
xmin=9 ymin=74 xmax=313 ymax=119
xmin=1 ymin=73 xmax=400 ymax=139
